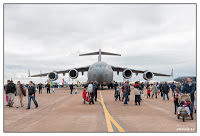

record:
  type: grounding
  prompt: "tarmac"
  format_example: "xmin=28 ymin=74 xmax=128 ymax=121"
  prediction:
xmin=4 ymin=87 xmax=196 ymax=132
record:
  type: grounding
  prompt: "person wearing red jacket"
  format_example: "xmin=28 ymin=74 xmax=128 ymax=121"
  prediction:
xmin=82 ymin=89 xmax=87 ymax=104
xmin=147 ymin=88 xmax=151 ymax=98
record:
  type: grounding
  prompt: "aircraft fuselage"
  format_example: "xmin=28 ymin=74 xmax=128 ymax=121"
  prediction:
xmin=87 ymin=61 xmax=113 ymax=85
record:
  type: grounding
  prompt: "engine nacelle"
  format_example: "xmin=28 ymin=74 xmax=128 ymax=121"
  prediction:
xmin=122 ymin=69 xmax=132 ymax=79
xmin=69 ymin=69 xmax=78 ymax=79
xmin=48 ymin=72 xmax=58 ymax=81
xmin=143 ymin=71 xmax=154 ymax=80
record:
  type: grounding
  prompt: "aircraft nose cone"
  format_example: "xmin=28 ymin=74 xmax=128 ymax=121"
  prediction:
xmin=96 ymin=68 xmax=104 ymax=82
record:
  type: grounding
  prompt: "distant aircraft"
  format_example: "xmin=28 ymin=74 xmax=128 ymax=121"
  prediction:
xmin=174 ymin=76 xmax=196 ymax=83
xmin=29 ymin=49 xmax=173 ymax=89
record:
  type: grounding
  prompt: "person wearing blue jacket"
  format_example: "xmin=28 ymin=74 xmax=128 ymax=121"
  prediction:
xmin=162 ymin=82 xmax=170 ymax=100
xmin=181 ymin=77 xmax=196 ymax=113
xmin=170 ymin=82 xmax=176 ymax=96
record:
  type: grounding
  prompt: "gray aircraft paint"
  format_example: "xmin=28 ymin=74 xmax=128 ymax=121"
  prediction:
xmin=80 ymin=49 xmax=120 ymax=85
xmin=88 ymin=61 xmax=113 ymax=85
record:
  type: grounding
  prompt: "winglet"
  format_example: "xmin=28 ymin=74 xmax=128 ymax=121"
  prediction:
xmin=171 ymin=68 xmax=173 ymax=77
xmin=28 ymin=69 xmax=30 ymax=77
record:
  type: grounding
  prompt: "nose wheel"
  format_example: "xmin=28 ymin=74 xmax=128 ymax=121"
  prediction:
xmin=100 ymin=84 xmax=103 ymax=90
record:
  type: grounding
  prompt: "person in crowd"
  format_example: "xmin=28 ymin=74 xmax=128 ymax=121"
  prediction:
xmin=170 ymin=82 xmax=176 ymax=96
xmin=114 ymin=81 xmax=118 ymax=97
xmin=134 ymin=82 xmax=142 ymax=105
xmin=27 ymin=81 xmax=38 ymax=109
xmin=5 ymin=80 xmax=16 ymax=107
xmin=174 ymin=89 xmax=180 ymax=114
xmin=140 ymin=82 xmax=144 ymax=101
xmin=4 ymin=85 xmax=9 ymax=106
xmin=70 ymin=83 xmax=73 ymax=94
xmin=156 ymin=83 xmax=160 ymax=95
xmin=181 ymin=79 xmax=186 ymax=89
xmin=15 ymin=81 xmax=24 ymax=108
xmin=46 ymin=82 xmax=51 ymax=94
xmin=73 ymin=84 xmax=77 ymax=94
xmin=38 ymin=83 xmax=42 ymax=94
xmin=181 ymin=77 xmax=196 ymax=113
xmin=123 ymin=80 xmax=130 ymax=105
xmin=89 ymin=81 xmax=94 ymax=104
xmin=162 ymin=82 xmax=170 ymax=100
xmin=146 ymin=82 xmax=150 ymax=90
xmin=147 ymin=87 xmax=151 ymax=98
xmin=94 ymin=81 xmax=98 ymax=101
xmin=176 ymin=85 xmax=182 ymax=94
xmin=159 ymin=82 xmax=163 ymax=97
xmin=177 ymin=98 xmax=191 ymax=116
xmin=140 ymin=82 xmax=144 ymax=91
xmin=121 ymin=82 xmax=125 ymax=101
xmin=82 ymin=89 xmax=87 ymax=104
xmin=115 ymin=86 xmax=121 ymax=101
xmin=151 ymin=82 xmax=158 ymax=98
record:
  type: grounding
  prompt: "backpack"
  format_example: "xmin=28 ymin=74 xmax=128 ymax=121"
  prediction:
xmin=87 ymin=84 xmax=93 ymax=93
xmin=20 ymin=84 xmax=26 ymax=96
xmin=6 ymin=83 xmax=15 ymax=93
xmin=134 ymin=88 xmax=140 ymax=95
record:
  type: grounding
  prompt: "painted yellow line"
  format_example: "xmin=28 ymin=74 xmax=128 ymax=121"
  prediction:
xmin=97 ymin=91 xmax=125 ymax=132
xmin=97 ymin=99 xmax=114 ymax=132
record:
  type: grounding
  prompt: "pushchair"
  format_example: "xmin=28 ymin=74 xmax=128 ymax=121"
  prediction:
xmin=177 ymin=94 xmax=193 ymax=122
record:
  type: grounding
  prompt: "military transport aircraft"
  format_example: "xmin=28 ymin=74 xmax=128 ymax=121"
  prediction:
xmin=29 ymin=49 xmax=173 ymax=89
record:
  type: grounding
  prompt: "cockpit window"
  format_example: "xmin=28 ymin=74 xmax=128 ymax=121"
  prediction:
xmin=96 ymin=65 xmax=104 ymax=68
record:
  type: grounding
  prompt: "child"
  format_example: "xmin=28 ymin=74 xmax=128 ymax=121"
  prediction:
xmin=147 ymin=88 xmax=151 ymax=98
xmin=82 ymin=89 xmax=87 ymax=104
xmin=115 ymin=87 xmax=121 ymax=101
xmin=134 ymin=82 xmax=141 ymax=105
xmin=174 ymin=89 xmax=180 ymax=114
xmin=177 ymin=98 xmax=191 ymax=116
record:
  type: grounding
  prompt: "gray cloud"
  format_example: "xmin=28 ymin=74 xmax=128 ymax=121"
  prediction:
xmin=4 ymin=4 xmax=196 ymax=84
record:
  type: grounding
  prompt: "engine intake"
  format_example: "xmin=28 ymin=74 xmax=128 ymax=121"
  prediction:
xmin=69 ymin=69 xmax=78 ymax=79
xmin=122 ymin=69 xmax=132 ymax=79
xmin=48 ymin=72 xmax=58 ymax=81
xmin=143 ymin=71 xmax=154 ymax=80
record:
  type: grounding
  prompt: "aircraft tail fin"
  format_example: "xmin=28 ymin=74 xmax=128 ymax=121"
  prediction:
xmin=79 ymin=49 xmax=121 ymax=61
xmin=171 ymin=68 xmax=173 ymax=77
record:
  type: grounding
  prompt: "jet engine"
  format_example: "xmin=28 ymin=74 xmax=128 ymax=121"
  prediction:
xmin=122 ymin=69 xmax=132 ymax=79
xmin=69 ymin=69 xmax=79 ymax=79
xmin=143 ymin=71 xmax=154 ymax=80
xmin=48 ymin=71 xmax=58 ymax=81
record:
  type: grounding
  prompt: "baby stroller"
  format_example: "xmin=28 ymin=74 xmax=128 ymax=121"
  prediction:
xmin=177 ymin=94 xmax=193 ymax=122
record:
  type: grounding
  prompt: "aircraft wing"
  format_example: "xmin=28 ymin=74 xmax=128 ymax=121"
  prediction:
xmin=111 ymin=66 xmax=172 ymax=77
xmin=29 ymin=66 xmax=90 ymax=77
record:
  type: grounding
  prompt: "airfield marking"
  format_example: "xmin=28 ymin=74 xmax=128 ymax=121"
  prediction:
xmin=97 ymin=91 xmax=126 ymax=132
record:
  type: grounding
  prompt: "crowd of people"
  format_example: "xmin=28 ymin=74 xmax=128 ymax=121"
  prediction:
xmin=4 ymin=80 xmax=59 ymax=109
xmin=81 ymin=77 xmax=196 ymax=119
xmin=4 ymin=80 xmax=38 ymax=109
xmin=5 ymin=77 xmax=196 ymax=118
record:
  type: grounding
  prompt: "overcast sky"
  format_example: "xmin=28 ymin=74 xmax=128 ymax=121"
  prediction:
xmin=4 ymin=4 xmax=196 ymax=84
